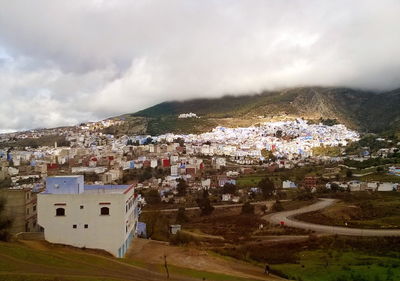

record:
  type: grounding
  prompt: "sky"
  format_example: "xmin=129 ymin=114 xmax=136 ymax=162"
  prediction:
xmin=1 ymin=0 xmax=400 ymax=132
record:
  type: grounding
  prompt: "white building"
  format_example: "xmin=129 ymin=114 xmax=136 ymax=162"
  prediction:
xmin=37 ymin=175 xmax=140 ymax=258
xmin=282 ymin=180 xmax=297 ymax=189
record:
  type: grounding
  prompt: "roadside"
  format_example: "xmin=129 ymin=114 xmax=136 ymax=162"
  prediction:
xmin=264 ymin=198 xmax=400 ymax=236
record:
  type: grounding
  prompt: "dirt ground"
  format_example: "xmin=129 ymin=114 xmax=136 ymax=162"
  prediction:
xmin=126 ymin=238 xmax=283 ymax=280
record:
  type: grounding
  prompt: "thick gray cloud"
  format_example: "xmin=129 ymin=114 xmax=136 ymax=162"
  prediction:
xmin=0 ymin=0 xmax=400 ymax=132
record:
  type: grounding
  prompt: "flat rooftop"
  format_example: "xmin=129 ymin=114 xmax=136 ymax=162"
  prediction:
xmin=83 ymin=184 xmax=132 ymax=194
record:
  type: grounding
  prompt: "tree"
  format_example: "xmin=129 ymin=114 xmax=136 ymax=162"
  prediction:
xmin=176 ymin=179 xmax=188 ymax=197
xmin=139 ymin=167 xmax=153 ymax=182
xmin=221 ymin=183 xmax=236 ymax=195
xmin=241 ymin=202 xmax=255 ymax=214
xmin=258 ymin=177 xmax=275 ymax=199
xmin=330 ymin=183 xmax=341 ymax=193
xmin=0 ymin=198 xmax=12 ymax=241
xmin=196 ymin=189 xmax=214 ymax=216
xmin=143 ymin=189 xmax=161 ymax=205
xmin=176 ymin=207 xmax=189 ymax=223
xmin=174 ymin=137 xmax=185 ymax=147
xmin=143 ymin=137 xmax=153 ymax=145
xmin=261 ymin=149 xmax=276 ymax=161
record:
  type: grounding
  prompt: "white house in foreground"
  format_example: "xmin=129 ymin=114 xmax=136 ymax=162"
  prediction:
xmin=37 ymin=175 xmax=141 ymax=258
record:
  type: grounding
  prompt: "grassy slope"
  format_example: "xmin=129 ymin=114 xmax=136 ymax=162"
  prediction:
xmin=273 ymin=249 xmax=400 ymax=281
xmin=0 ymin=241 xmax=263 ymax=281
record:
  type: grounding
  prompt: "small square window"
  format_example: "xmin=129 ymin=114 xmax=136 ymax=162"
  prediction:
xmin=73 ymin=224 xmax=77 ymax=229
xmin=80 ymin=205 xmax=84 ymax=209
xmin=84 ymin=224 xmax=88 ymax=229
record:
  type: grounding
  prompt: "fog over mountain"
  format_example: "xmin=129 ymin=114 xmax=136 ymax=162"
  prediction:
xmin=0 ymin=0 xmax=400 ymax=132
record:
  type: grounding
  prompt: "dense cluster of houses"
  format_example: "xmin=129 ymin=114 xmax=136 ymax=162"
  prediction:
xmin=157 ymin=119 xmax=359 ymax=161
xmin=326 ymin=180 xmax=399 ymax=192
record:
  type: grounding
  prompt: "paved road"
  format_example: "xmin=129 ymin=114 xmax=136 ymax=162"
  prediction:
xmin=265 ymin=198 xmax=400 ymax=236
xmin=143 ymin=200 xmax=274 ymax=213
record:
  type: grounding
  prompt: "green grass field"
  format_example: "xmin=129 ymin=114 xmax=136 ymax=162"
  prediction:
xmin=359 ymin=173 xmax=400 ymax=183
xmin=273 ymin=249 xmax=400 ymax=281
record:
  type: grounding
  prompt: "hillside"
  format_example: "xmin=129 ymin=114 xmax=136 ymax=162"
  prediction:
xmin=0 ymin=240 xmax=272 ymax=281
xmin=120 ymin=87 xmax=400 ymax=136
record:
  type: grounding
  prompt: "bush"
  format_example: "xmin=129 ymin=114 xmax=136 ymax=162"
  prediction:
xmin=241 ymin=202 xmax=255 ymax=214
xmin=260 ymin=205 xmax=268 ymax=213
xmin=271 ymin=200 xmax=284 ymax=212
xmin=170 ymin=231 xmax=197 ymax=245
xmin=295 ymin=189 xmax=315 ymax=200
xmin=143 ymin=189 xmax=161 ymax=205
xmin=196 ymin=189 xmax=214 ymax=216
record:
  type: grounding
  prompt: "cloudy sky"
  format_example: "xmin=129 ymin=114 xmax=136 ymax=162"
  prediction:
xmin=1 ymin=0 xmax=400 ymax=132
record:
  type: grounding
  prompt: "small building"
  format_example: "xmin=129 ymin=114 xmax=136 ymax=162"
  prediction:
xmin=282 ymin=180 xmax=297 ymax=189
xmin=303 ymin=176 xmax=318 ymax=189
xmin=169 ymin=224 xmax=181 ymax=235
xmin=37 ymin=175 xmax=141 ymax=258
xmin=0 ymin=187 xmax=40 ymax=234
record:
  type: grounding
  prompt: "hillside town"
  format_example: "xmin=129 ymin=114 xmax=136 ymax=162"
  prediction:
xmin=0 ymin=117 xmax=399 ymax=258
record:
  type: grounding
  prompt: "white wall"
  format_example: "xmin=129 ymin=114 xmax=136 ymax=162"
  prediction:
xmin=38 ymin=192 xmax=136 ymax=257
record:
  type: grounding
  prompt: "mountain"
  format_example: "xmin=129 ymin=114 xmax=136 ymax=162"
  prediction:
xmin=114 ymin=87 xmax=400 ymax=136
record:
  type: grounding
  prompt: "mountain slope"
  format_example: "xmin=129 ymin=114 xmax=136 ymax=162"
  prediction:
xmin=122 ymin=86 xmax=400 ymax=135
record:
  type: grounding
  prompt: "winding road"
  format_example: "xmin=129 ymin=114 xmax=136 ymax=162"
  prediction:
xmin=265 ymin=198 xmax=400 ymax=236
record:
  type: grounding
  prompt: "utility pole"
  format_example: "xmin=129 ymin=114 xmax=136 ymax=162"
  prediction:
xmin=164 ymin=254 xmax=169 ymax=279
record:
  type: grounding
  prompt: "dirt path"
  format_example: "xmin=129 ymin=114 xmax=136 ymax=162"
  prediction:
xmin=265 ymin=198 xmax=400 ymax=236
xmin=126 ymin=238 xmax=283 ymax=280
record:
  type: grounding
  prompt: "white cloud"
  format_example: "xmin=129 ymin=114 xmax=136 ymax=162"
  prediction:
xmin=0 ymin=0 xmax=399 ymax=131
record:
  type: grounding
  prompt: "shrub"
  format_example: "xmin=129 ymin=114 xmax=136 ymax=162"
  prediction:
xmin=170 ymin=231 xmax=197 ymax=245
xmin=241 ymin=202 xmax=255 ymax=214
xmin=271 ymin=200 xmax=284 ymax=212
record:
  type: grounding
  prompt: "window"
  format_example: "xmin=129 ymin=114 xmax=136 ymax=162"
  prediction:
xmin=26 ymin=208 xmax=30 ymax=215
xmin=100 ymin=207 xmax=109 ymax=215
xmin=84 ymin=224 xmax=88 ymax=229
xmin=73 ymin=224 xmax=77 ymax=229
xmin=80 ymin=205 xmax=84 ymax=209
xmin=33 ymin=205 xmax=36 ymax=212
xmin=56 ymin=208 xmax=65 ymax=216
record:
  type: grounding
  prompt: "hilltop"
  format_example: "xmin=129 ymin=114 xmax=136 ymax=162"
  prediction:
xmin=112 ymin=86 xmax=400 ymax=136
